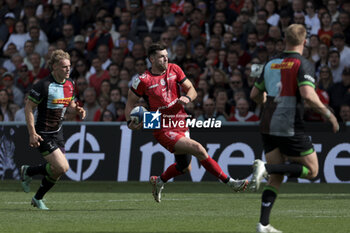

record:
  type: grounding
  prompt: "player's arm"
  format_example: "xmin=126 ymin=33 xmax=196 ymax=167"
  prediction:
xmin=178 ymin=79 xmax=197 ymax=105
xmin=25 ymin=99 xmax=43 ymax=147
xmin=125 ymin=89 xmax=142 ymax=130
xmin=69 ymin=100 xmax=86 ymax=120
xmin=250 ymin=86 xmax=266 ymax=104
xmin=299 ymin=85 xmax=339 ymax=133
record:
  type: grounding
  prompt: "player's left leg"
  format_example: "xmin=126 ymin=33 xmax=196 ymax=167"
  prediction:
xmin=174 ymin=136 xmax=248 ymax=191
xmin=150 ymin=154 xmax=192 ymax=203
xmin=256 ymin=148 xmax=284 ymax=233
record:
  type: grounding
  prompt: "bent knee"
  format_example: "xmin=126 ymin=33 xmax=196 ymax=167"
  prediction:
xmin=53 ymin=164 xmax=69 ymax=176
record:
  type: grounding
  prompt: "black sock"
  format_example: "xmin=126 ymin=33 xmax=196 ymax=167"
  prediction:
xmin=34 ymin=176 xmax=56 ymax=200
xmin=260 ymin=186 xmax=277 ymax=226
xmin=26 ymin=164 xmax=49 ymax=177
xmin=265 ymin=163 xmax=304 ymax=178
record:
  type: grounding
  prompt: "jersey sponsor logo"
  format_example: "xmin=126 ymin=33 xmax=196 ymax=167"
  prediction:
xmin=148 ymin=83 xmax=159 ymax=89
xmin=160 ymin=79 xmax=166 ymax=86
xmin=139 ymin=73 xmax=147 ymax=79
xmin=167 ymin=73 xmax=176 ymax=80
xmin=30 ymin=89 xmax=40 ymax=98
xmin=270 ymin=62 xmax=294 ymax=69
xmin=304 ymin=74 xmax=315 ymax=83
xmin=52 ymin=97 xmax=72 ymax=105
xmin=132 ymin=77 xmax=141 ymax=89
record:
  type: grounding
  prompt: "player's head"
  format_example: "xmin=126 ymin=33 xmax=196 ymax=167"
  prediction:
xmin=285 ymin=24 xmax=306 ymax=47
xmin=49 ymin=49 xmax=71 ymax=80
xmin=148 ymin=43 xmax=168 ymax=72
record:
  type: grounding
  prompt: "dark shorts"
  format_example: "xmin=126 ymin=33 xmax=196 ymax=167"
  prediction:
xmin=261 ymin=133 xmax=314 ymax=157
xmin=38 ymin=130 xmax=65 ymax=156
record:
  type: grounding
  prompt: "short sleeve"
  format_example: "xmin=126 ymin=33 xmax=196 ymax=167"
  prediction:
xmin=297 ymin=59 xmax=316 ymax=89
xmin=254 ymin=65 xmax=266 ymax=92
xmin=172 ymin=64 xmax=186 ymax=84
xmin=131 ymin=74 xmax=146 ymax=97
xmin=28 ymin=81 xmax=44 ymax=104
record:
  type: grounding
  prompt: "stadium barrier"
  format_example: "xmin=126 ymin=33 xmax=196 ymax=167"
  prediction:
xmin=1 ymin=122 xmax=349 ymax=183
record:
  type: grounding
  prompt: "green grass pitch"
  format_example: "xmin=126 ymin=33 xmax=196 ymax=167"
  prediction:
xmin=0 ymin=181 xmax=349 ymax=233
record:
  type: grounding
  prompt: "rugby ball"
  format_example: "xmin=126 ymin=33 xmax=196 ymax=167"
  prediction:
xmin=130 ymin=106 xmax=148 ymax=124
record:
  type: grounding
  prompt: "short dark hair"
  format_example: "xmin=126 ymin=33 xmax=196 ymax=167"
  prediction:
xmin=147 ymin=43 xmax=166 ymax=58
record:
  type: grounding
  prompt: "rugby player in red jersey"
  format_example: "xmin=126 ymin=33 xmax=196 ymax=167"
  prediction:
xmin=125 ymin=43 xmax=248 ymax=203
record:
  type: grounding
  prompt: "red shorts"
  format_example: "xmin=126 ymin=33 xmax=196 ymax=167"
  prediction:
xmin=153 ymin=129 xmax=189 ymax=152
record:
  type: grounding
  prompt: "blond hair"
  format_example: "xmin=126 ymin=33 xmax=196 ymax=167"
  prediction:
xmin=48 ymin=49 xmax=70 ymax=69
xmin=285 ymin=24 xmax=306 ymax=46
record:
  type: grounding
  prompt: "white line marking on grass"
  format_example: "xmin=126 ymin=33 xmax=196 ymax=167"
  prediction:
xmin=4 ymin=197 xmax=195 ymax=205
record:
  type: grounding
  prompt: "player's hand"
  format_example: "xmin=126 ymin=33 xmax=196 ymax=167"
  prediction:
xmin=178 ymin=96 xmax=190 ymax=105
xmin=75 ymin=102 xmax=86 ymax=119
xmin=128 ymin=120 xmax=143 ymax=130
xmin=329 ymin=114 xmax=340 ymax=133
xmin=29 ymin=133 xmax=43 ymax=148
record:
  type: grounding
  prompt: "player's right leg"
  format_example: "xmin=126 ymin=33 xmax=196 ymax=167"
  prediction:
xmin=174 ymin=136 xmax=248 ymax=192
xmin=32 ymin=148 xmax=69 ymax=210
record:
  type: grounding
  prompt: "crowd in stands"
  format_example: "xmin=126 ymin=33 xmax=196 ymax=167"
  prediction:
xmin=0 ymin=0 xmax=350 ymax=123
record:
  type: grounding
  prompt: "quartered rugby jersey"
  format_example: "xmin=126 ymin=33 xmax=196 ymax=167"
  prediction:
xmin=254 ymin=51 xmax=315 ymax=136
xmin=28 ymin=74 xmax=75 ymax=133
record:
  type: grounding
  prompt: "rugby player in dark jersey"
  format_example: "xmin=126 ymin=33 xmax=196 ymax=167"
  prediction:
xmin=20 ymin=50 xmax=86 ymax=210
xmin=126 ymin=43 xmax=248 ymax=203
xmin=250 ymin=24 xmax=339 ymax=232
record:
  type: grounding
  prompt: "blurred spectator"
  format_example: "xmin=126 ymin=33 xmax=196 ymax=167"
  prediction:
xmin=332 ymin=33 xmax=350 ymax=68
xmin=62 ymin=23 xmax=75 ymax=50
xmin=131 ymin=43 xmax=146 ymax=60
xmin=99 ymin=79 xmax=111 ymax=100
xmin=130 ymin=58 xmax=147 ymax=86
xmin=309 ymin=35 xmax=320 ymax=63
xmin=51 ymin=3 xmax=81 ymax=39
xmin=246 ymin=31 xmax=258 ymax=58
xmin=16 ymin=63 xmax=34 ymax=94
xmin=229 ymin=98 xmax=259 ymax=122
xmin=328 ymin=50 xmax=344 ymax=83
xmin=265 ymin=0 xmax=280 ymax=26
xmin=82 ymin=87 xmax=99 ymax=121
xmin=28 ymin=26 xmax=49 ymax=57
xmin=160 ymin=31 xmax=175 ymax=61
xmin=73 ymin=35 xmax=87 ymax=55
xmin=212 ymin=0 xmax=237 ymax=25
xmin=107 ymin=88 xmax=125 ymax=118
xmin=99 ymin=109 xmax=115 ymax=122
xmin=114 ymin=101 xmax=126 ymax=121
xmin=29 ymin=52 xmax=49 ymax=81
xmin=0 ymin=88 xmax=15 ymax=121
xmin=161 ymin=0 xmax=175 ymax=26
xmin=229 ymin=37 xmax=251 ymax=67
xmin=2 ymin=52 xmax=22 ymax=74
xmin=318 ymin=12 xmax=333 ymax=47
xmin=94 ymin=95 xmax=110 ymax=121
xmin=278 ymin=10 xmax=292 ymax=36
xmin=0 ymin=13 xmax=16 ymax=49
xmin=87 ymin=18 xmax=114 ymax=57
xmin=104 ymin=14 xmax=120 ymax=43
xmin=2 ymin=72 xmax=23 ymax=107
xmin=268 ymin=26 xmax=282 ymax=41
xmin=318 ymin=65 xmax=334 ymax=92
xmin=315 ymin=43 xmax=329 ymax=72
xmin=339 ymin=104 xmax=350 ymax=122
xmin=328 ymin=67 xmax=350 ymax=119
xmin=118 ymin=80 xmax=129 ymax=99
xmin=132 ymin=4 xmax=167 ymax=42
xmin=338 ymin=11 xmax=350 ymax=45
xmin=111 ymin=47 xmax=125 ymax=67
xmin=305 ymin=0 xmax=320 ymax=35
xmin=88 ymin=57 xmax=110 ymax=96
xmin=75 ymin=76 xmax=88 ymax=105
xmin=328 ymin=0 xmax=340 ymax=22
xmin=256 ymin=19 xmax=269 ymax=45
xmin=26 ymin=16 xmax=48 ymax=42
xmin=89 ymin=44 xmax=111 ymax=74
xmin=197 ymin=98 xmax=227 ymax=122
xmin=70 ymin=58 xmax=91 ymax=81
xmin=172 ymin=40 xmax=189 ymax=69
xmin=122 ymin=56 xmax=136 ymax=78
xmin=2 ymin=20 xmax=27 ymax=54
